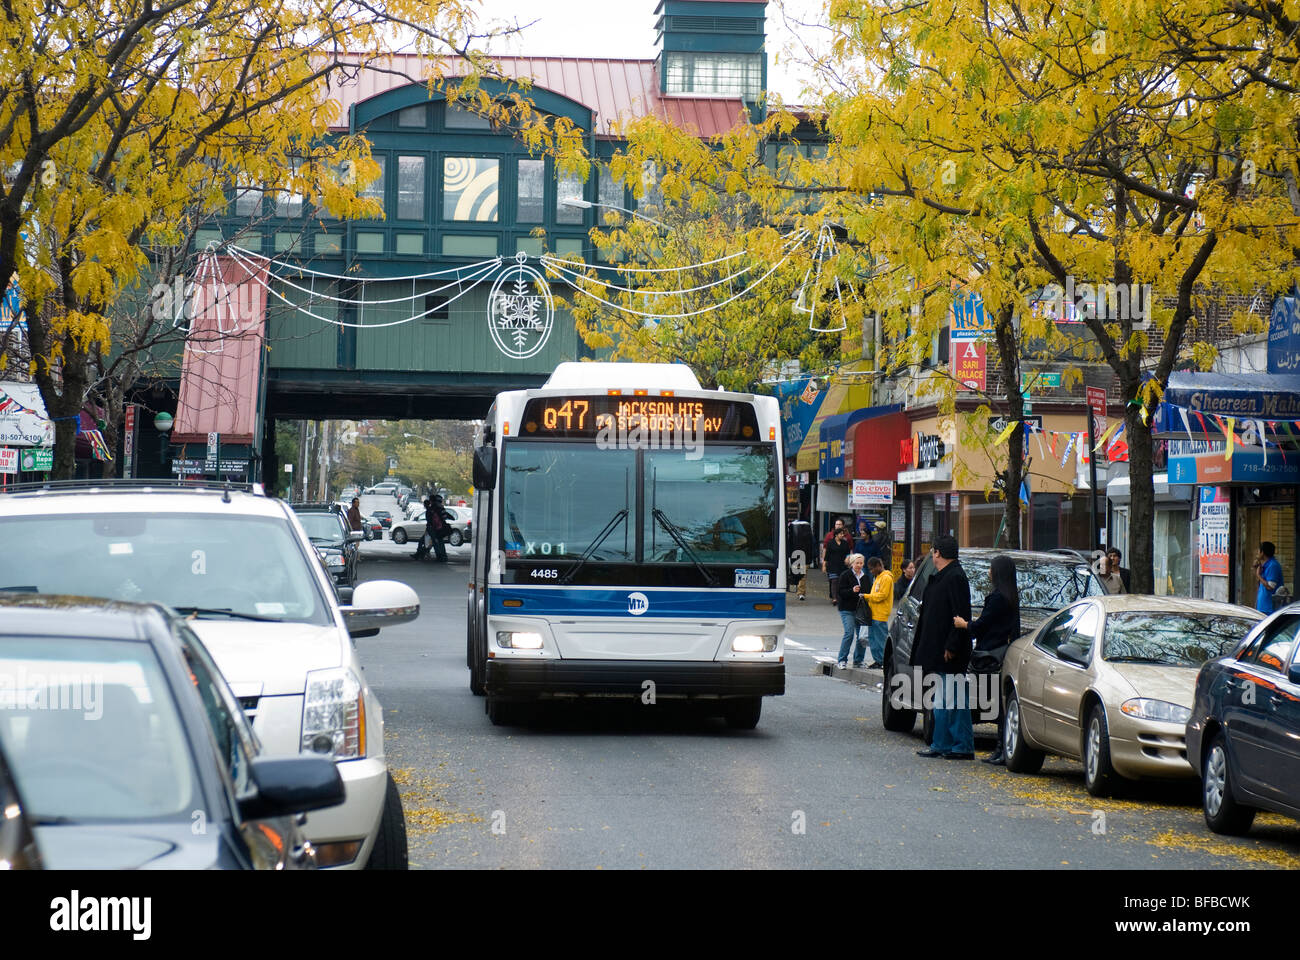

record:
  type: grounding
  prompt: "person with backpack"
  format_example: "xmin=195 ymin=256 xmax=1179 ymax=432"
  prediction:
xmin=415 ymin=495 xmax=454 ymax=562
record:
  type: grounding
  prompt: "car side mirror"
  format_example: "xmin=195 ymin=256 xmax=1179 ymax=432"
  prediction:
xmin=347 ymin=530 xmax=363 ymax=543
xmin=1057 ymin=641 xmax=1089 ymax=666
xmin=341 ymin=579 xmax=420 ymax=637
xmin=238 ymin=756 xmax=344 ymax=822
xmin=1289 ymin=662 xmax=1300 ymax=685
xmin=473 ymin=445 xmax=496 ymax=491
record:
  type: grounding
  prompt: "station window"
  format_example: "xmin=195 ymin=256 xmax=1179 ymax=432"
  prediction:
xmin=274 ymin=232 xmax=300 ymax=253
xmin=556 ymin=171 xmax=584 ymax=224
xmin=663 ymin=52 xmax=762 ymax=99
xmin=442 ymin=157 xmax=499 ymax=222
xmin=517 ymin=159 xmax=545 ymax=224
xmin=397 ymin=105 xmax=426 ymax=128
xmin=554 ymin=237 xmax=584 ymax=258
xmin=442 ymin=234 xmax=498 ymax=257
xmin=516 ymin=236 xmax=545 ymax=257
xmin=397 ymin=155 xmax=426 ymax=220
xmin=423 ymin=294 xmax=450 ymax=323
xmin=598 ymin=165 xmax=624 ymax=213
xmin=316 ymin=233 xmax=342 ymax=255
xmin=395 ymin=233 xmax=424 ymax=255
xmin=361 ymin=155 xmax=386 ymax=205
xmin=355 ymin=232 xmax=385 ymax=254
xmin=233 ymin=185 xmax=263 ymax=217
xmin=445 ymin=103 xmax=492 ymax=130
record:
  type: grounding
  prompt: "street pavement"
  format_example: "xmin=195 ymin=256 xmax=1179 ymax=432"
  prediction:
xmin=349 ymin=499 xmax=1300 ymax=869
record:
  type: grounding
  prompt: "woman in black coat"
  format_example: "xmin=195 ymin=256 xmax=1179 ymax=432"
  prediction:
xmin=953 ymin=554 xmax=1020 ymax=765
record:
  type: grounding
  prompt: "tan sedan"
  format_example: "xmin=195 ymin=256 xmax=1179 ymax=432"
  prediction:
xmin=1001 ymin=595 xmax=1262 ymax=796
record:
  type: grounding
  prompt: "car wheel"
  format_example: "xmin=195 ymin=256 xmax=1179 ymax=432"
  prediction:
xmin=1083 ymin=703 xmax=1119 ymax=797
xmin=449 ymin=531 xmax=463 ymax=547
xmin=392 ymin=528 xmax=407 ymax=545
xmin=364 ymin=773 xmax=409 ymax=870
xmin=1003 ymin=687 xmax=1045 ymax=773
xmin=724 ymin=697 xmax=762 ymax=730
xmin=1203 ymin=732 xmax=1255 ymax=835
xmin=881 ymin=647 xmax=917 ymax=733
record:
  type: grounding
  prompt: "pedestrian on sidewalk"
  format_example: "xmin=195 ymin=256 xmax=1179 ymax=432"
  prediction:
xmin=894 ymin=558 xmax=917 ymax=607
xmin=1093 ymin=551 xmax=1126 ymax=594
xmin=788 ymin=518 xmax=814 ymax=602
xmin=912 ymin=535 xmax=973 ymax=760
xmin=824 ymin=527 xmax=851 ymax=601
xmin=864 ymin=557 xmax=893 ymax=668
xmin=1254 ymin=542 xmax=1286 ymax=613
xmin=835 ymin=553 xmax=870 ymax=668
xmin=954 ymin=554 xmax=1020 ymax=765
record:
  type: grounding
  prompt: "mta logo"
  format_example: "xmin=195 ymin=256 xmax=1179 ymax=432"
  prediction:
xmin=627 ymin=592 xmax=649 ymax=616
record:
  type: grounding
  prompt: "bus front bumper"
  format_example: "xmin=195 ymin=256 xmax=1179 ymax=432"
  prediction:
xmin=484 ymin=659 xmax=785 ymax=700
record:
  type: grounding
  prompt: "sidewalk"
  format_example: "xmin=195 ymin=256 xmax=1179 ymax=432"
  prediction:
xmin=783 ymin=580 xmax=886 ymax=683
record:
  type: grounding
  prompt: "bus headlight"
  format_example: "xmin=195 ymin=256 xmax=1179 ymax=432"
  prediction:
xmin=497 ymin=631 xmax=544 ymax=650
xmin=732 ymin=634 xmax=777 ymax=653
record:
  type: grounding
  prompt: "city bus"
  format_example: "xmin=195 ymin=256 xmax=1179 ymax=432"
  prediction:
xmin=466 ymin=362 xmax=786 ymax=728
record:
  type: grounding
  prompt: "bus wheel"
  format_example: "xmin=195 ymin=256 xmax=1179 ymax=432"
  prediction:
xmin=724 ymin=697 xmax=762 ymax=730
xmin=469 ymin=643 xmax=485 ymax=696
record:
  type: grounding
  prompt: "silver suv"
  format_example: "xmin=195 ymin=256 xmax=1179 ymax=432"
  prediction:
xmin=0 ymin=480 xmax=419 ymax=869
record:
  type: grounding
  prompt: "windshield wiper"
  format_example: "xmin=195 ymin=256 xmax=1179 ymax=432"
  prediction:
xmin=561 ymin=509 xmax=628 ymax=585
xmin=652 ymin=508 xmax=718 ymax=587
xmin=173 ymin=606 xmax=282 ymax=622
xmin=1104 ymin=655 xmax=1168 ymax=664
xmin=32 ymin=815 xmax=81 ymax=826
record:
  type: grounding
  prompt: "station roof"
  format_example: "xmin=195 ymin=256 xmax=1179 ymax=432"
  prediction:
xmin=324 ymin=55 xmax=749 ymax=139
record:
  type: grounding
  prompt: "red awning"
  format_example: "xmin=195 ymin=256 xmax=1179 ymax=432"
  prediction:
xmin=172 ymin=255 xmax=267 ymax=444
xmin=849 ymin=412 xmax=911 ymax=481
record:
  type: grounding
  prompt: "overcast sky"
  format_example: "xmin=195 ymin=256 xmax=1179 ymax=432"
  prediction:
xmin=473 ymin=0 xmax=831 ymax=103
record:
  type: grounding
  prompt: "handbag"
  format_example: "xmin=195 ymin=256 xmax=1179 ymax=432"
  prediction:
xmin=855 ymin=594 xmax=872 ymax=625
xmin=970 ymin=643 xmax=1010 ymax=675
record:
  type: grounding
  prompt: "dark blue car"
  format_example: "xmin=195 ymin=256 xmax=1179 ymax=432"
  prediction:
xmin=1187 ymin=601 xmax=1300 ymax=834
xmin=0 ymin=594 xmax=345 ymax=868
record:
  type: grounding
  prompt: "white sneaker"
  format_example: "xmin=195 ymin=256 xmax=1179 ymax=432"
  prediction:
xmin=836 ymin=661 xmax=847 ymax=669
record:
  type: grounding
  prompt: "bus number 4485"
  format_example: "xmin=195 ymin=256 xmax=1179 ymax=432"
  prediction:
xmin=530 ymin=569 xmax=559 ymax=579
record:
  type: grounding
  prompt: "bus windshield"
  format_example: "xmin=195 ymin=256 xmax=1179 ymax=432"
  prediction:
xmin=500 ymin=441 xmax=777 ymax=566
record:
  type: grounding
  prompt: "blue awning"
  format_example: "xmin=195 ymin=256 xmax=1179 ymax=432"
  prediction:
xmin=1158 ymin=371 xmax=1300 ymax=434
xmin=819 ymin=404 xmax=902 ymax=479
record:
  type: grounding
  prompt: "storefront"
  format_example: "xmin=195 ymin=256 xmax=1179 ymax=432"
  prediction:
xmin=1105 ymin=472 xmax=1195 ymax=596
xmin=1158 ymin=370 xmax=1300 ymax=606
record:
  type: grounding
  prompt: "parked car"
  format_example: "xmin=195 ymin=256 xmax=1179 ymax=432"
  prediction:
xmin=1001 ymin=596 xmax=1262 ymax=795
xmin=389 ymin=503 xmax=462 ymax=546
xmin=292 ymin=502 xmax=361 ymax=588
xmin=0 ymin=593 xmax=347 ymax=868
xmin=0 ymin=479 xmax=420 ymax=869
xmin=446 ymin=505 xmax=472 ymax=546
xmin=372 ymin=509 xmax=394 ymax=530
xmin=363 ymin=482 xmax=400 ymax=496
xmin=361 ymin=514 xmax=384 ymax=540
xmin=1187 ymin=601 xmax=1300 ymax=834
xmin=882 ymin=548 xmax=1107 ymax=739
xmin=0 ymin=733 xmax=41 ymax=869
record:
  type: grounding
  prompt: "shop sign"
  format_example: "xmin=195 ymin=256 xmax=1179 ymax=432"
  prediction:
xmin=954 ymin=340 xmax=986 ymax=391
xmin=897 ymin=464 xmax=953 ymax=485
xmin=1198 ymin=487 xmax=1230 ymax=576
xmin=0 ymin=447 xmax=16 ymax=474
xmin=850 ymin=479 xmax=894 ymax=507
xmin=951 ymin=291 xmax=992 ymax=341
xmin=1268 ymin=294 xmax=1300 ymax=375
xmin=1169 ymin=446 xmax=1300 ymax=485
xmin=18 ymin=447 xmax=52 ymax=471
xmin=900 ymin=433 xmax=946 ymax=473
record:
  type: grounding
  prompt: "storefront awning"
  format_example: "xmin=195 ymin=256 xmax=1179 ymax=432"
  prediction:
xmin=793 ymin=362 xmax=875 ymax=472
xmin=820 ymin=404 xmax=902 ymax=480
xmin=1159 ymin=371 xmax=1300 ymax=431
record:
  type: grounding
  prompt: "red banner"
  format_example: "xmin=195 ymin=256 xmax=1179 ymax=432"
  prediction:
xmin=954 ymin=340 xmax=986 ymax=392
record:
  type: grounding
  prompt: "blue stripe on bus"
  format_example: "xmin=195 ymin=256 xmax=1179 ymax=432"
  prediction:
xmin=488 ymin=587 xmax=786 ymax=619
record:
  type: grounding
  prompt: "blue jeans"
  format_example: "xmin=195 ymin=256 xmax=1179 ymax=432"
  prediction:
xmin=930 ymin=672 xmax=975 ymax=755
xmin=868 ymin=620 xmax=887 ymax=663
xmin=837 ymin=611 xmax=868 ymax=665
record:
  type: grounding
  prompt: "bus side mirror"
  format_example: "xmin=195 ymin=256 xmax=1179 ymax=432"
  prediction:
xmin=473 ymin=446 xmax=497 ymax=491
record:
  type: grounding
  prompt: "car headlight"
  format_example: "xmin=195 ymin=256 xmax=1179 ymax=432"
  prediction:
xmin=732 ymin=634 xmax=778 ymax=653
xmin=302 ymin=667 xmax=366 ymax=760
xmin=496 ymin=631 xmax=543 ymax=649
xmin=1120 ymin=698 xmax=1191 ymax=724
xmin=323 ymin=553 xmax=345 ymax=567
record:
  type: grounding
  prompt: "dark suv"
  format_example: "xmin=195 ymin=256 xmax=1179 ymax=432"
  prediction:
xmin=882 ymin=548 xmax=1106 ymax=738
xmin=291 ymin=502 xmax=361 ymax=588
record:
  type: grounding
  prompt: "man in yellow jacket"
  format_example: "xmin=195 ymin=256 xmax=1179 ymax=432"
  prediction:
xmin=864 ymin=557 xmax=894 ymax=670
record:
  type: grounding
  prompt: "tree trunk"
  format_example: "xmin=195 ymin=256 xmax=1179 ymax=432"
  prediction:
xmin=993 ymin=304 xmax=1022 ymax=547
xmin=1125 ymin=399 xmax=1156 ymax=594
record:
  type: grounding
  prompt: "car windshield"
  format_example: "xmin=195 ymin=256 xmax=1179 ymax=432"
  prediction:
xmin=0 ymin=637 xmax=201 ymax=822
xmin=1102 ymin=612 xmax=1258 ymax=666
xmin=963 ymin=558 xmax=1104 ymax=611
xmin=0 ymin=513 xmax=330 ymax=624
xmin=297 ymin=513 xmax=343 ymax=542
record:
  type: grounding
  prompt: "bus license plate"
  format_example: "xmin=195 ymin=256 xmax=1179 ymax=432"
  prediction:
xmin=735 ymin=569 xmax=770 ymax=589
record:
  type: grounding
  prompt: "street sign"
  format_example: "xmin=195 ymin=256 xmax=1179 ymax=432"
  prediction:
xmin=1020 ymin=370 xmax=1061 ymax=392
xmin=123 ymin=404 xmax=137 ymax=479
xmin=171 ymin=458 xmax=205 ymax=476
xmin=988 ymin=414 xmax=1043 ymax=434
xmin=0 ymin=447 xmax=16 ymax=474
xmin=18 ymin=447 xmax=52 ymax=471
xmin=205 ymin=432 xmax=219 ymax=471
xmin=284 ymin=463 xmax=294 ymax=473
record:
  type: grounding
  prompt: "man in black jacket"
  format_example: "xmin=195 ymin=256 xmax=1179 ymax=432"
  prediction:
xmin=911 ymin=535 xmax=974 ymax=760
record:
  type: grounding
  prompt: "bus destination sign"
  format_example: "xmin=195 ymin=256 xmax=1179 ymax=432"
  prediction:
xmin=521 ymin=396 xmax=761 ymax=442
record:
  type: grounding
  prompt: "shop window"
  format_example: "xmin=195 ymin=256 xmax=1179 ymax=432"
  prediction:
xmin=442 ymin=157 xmax=499 ymax=222
xmin=965 ymin=497 xmax=1004 ymax=548
xmin=517 ymin=159 xmax=544 ymax=224
xmin=1154 ymin=508 xmax=1192 ymax=596
xmin=397 ymin=155 xmax=426 ymax=220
